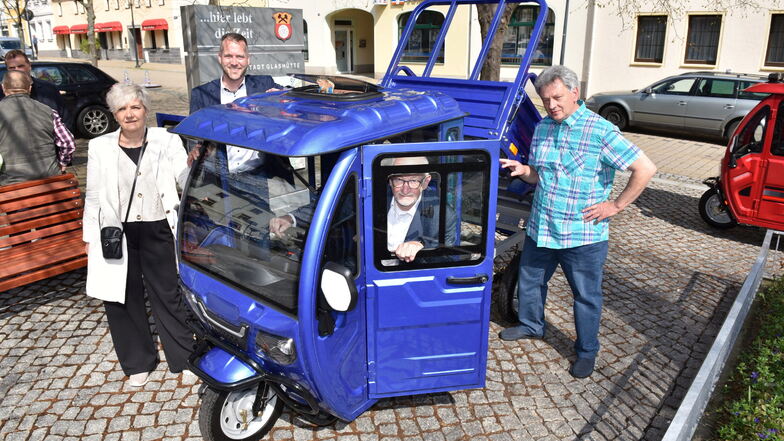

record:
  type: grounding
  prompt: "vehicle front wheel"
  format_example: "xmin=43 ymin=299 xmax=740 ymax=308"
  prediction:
xmin=698 ymin=188 xmax=737 ymax=229
xmin=199 ymin=383 xmax=283 ymax=441
xmin=77 ymin=105 xmax=115 ymax=138
xmin=600 ymin=105 xmax=628 ymax=131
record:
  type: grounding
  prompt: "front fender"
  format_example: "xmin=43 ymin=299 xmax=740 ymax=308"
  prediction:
xmin=189 ymin=344 xmax=262 ymax=391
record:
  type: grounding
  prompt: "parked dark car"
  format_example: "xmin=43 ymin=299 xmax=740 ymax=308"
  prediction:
xmin=586 ymin=71 xmax=769 ymax=139
xmin=0 ymin=61 xmax=118 ymax=138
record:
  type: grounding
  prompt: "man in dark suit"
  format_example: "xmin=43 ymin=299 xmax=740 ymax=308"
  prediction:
xmin=189 ymin=32 xmax=281 ymax=114
xmin=387 ymin=156 xmax=457 ymax=263
xmin=2 ymin=50 xmax=68 ymax=129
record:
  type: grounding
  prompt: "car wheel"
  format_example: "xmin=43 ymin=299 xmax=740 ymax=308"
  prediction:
xmin=698 ymin=188 xmax=737 ymax=229
xmin=600 ymin=105 xmax=628 ymax=131
xmin=77 ymin=105 xmax=115 ymax=138
xmin=199 ymin=383 xmax=282 ymax=441
xmin=725 ymin=119 xmax=741 ymax=140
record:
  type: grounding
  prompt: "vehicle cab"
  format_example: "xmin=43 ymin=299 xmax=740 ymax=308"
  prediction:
xmin=699 ymin=73 xmax=784 ymax=230
xmin=174 ymin=74 xmax=501 ymax=436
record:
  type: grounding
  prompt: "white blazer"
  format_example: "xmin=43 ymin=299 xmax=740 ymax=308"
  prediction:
xmin=82 ymin=127 xmax=189 ymax=303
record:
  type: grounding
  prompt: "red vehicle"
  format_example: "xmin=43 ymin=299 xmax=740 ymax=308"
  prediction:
xmin=699 ymin=73 xmax=784 ymax=230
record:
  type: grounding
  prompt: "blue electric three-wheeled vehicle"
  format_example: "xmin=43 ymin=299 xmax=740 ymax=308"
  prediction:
xmin=172 ymin=0 xmax=547 ymax=438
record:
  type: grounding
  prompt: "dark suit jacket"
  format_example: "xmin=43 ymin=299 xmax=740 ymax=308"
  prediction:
xmin=0 ymin=77 xmax=67 ymax=128
xmin=189 ymin=75 xmax=282 ymax=114
xmin=404 ymin=189 xmax=457 ymax=249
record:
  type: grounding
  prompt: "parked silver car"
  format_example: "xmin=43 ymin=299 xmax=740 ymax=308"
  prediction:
xmin=585 ymin=71 xmax=768 ymax=139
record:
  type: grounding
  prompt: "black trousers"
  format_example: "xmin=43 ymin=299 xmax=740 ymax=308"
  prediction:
xmin=104 ymin=220 xmax=193 ymax=375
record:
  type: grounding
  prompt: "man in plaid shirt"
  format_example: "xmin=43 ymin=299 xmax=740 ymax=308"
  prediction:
xmin=0 ymin=70 xmax=75 ymax=186
xmin=498 ymin=66 xmax=657 ymax=378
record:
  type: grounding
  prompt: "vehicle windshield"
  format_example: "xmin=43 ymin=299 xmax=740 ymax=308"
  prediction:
xmin=179 ymin=141 xmax=319 ymax=314
xmin=0 ymin=40 xmax=21 ymax=49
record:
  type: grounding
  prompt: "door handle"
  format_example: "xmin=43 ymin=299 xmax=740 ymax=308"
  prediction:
xmin=724 ymin=104 xmax=735 ymax=109
xmin=677 ymin=101 xmax=687 ymax=106
xmin=447 ymin=274 xmax=489 ymax=285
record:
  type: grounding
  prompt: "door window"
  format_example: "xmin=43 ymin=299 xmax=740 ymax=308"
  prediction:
xmin=651 ymin=78 xmax=696 ymax=95
xmin=732 ymin=106 xmax=769 ymax=157
xmin=62 ymin=65 xmax=97 ymax=83
xmin=31 ymin=66 xmax=66 ymax=86
xmin=773 ymin=101 xmax=784 ymax=156
xmin=372 ymin=151 xmax=489 ymax=270
xmin=694 ymin=78 xmax=736 ymax=98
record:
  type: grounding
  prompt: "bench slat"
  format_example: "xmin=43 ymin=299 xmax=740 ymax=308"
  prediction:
xmin=0 ymin=256 xmax=87 ymax=293
xmin=0 ymin=178 xmax=79 ymax=204
xmin=0 ymin=187 xmax=82 ymax=214
xmin=0 ymin=198 xmax=83 ymax=227
xmin=0 ymin=218 xmax=83 ymax=248
xmin=0 ymin=234 xmax=86 ymax=278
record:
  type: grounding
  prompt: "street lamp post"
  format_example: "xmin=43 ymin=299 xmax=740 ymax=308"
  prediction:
xmin=129 ymin=0 xmax=140 ymax=67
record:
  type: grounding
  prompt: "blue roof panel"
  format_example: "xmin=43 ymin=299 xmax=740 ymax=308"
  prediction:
xmin=172 ymin=89 xmax=464 ymax=156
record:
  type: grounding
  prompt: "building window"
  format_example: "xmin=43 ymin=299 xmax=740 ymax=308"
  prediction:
xmin=765 ymin=14 xmax=784 ymax=67
xmin=145 ymin=0 xmax=150 ymax=7
xmin=57 ymin=2 xmax=62 ymax=16
xmin=303 ymin=20 xmax=308 ymax=61
xmin=158 ymin=0 xmax=164 ymax=5
xmin=685 ymin=14 xmax=721 ymax=65
xmin=398 ymin=10 xmax=444 ymax=63
xmin=502 ymin=5 xmax=555 ymax=66
xmin=115 ymin=0 xmax=119 ymax=9
xmin=163 ymin=29 xmax=169 ymax=49
xmin=104 ymin=0 xmax=109 ymax=10
xmin=634 ymin=15 xmax=666 ymax=63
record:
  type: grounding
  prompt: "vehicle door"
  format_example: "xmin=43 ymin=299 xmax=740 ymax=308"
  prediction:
xmin=755 ymin=97 xmax=784 ymax=227
xmin=723 ymin=102 xmax=771 ymax=223
xmin=684 ymin=78 xmax=737 ymax=133
xmin=30 ymin=65 xmax=76 ymax=112
xmin=634 ymin=77 xmax=697 ymax=128
xmin=362 ymin=140 xmax=498 ymax=398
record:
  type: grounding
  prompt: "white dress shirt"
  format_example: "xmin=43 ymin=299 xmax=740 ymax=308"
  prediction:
xmin=220 ymin=78 xmax=263 ymax=173
xmin=387 ymin=194 xmax=423 ymax=251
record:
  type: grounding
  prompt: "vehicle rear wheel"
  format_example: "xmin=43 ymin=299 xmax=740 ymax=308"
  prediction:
xmin=496 ymin=251 xmax=520 ymax=323
xmin=699 ymin=188 xmax=737 ymax=229
xmin=77 ymin=105 xmax=115 ymax=138
xmin=600 ymin=105 xmax=628 ymax=131
xmin=725 ymin=119 xmax=741 ymax=140
xmin=199 ymin=383 xmax=283 ymax=441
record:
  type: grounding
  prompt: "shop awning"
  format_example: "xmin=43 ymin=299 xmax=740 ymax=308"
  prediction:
xmin=141 ymin=19 xmax=168 ymax=31
xmin=70 ymin=24 xmax=88 ymax=34
xmin=53 ymin=25 xmax=70 ymax=35
xmin=96 ymin=21 xmax=122 ymax=32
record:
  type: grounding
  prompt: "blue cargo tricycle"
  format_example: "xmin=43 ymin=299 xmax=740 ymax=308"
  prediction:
xmin=172 ymin=0 xmax=547 ymax=438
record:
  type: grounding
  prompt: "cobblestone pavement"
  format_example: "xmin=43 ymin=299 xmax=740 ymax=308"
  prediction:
xmin=1 ymin=87 xmax=781 ymax=441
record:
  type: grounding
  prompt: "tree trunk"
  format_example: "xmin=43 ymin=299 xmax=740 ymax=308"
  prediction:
xmin=85 ymin=0 xmax=98 ymax=66
xmin=476 ymin=3 xmax=514 ymax=82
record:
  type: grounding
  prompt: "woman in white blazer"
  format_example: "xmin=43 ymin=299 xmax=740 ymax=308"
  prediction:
xmin=82 ymin=83 xmax=193 ymax=387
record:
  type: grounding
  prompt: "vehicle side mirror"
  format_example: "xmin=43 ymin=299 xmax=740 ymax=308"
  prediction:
xmin=643 ymin=87 xmax=653 ymax=94
xmin=320 ymin=262 xmax=357 ymax=312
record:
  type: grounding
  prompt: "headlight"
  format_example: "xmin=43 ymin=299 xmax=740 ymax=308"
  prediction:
xmin=255 ymin=330 xmax=297 ymax=365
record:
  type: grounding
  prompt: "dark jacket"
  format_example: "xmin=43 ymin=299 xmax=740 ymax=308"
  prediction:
xmin=189 ymin=75 xmax=282 ymax=114
xmin=0 ymin=93 xmax=60 ymax=186
xmin=404 ymin=189 xmax=458 ymax=249
xmin=0 ymin=77 xmax=67 ymax=127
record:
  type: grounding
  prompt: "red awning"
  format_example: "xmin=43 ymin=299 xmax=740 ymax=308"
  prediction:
xmin=70 ymin=24 xmax=88 ymax=34
xmin=141 ymin=19 xmax=168 ymax=31
xmin=53 ymin=25 xmax=70 ymax=35
xmin=96 ymin=21 xmax=122 ymax=32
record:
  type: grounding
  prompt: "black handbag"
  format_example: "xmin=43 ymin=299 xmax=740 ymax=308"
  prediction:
xmin=100 ymin=137 xmax=147 ymax=259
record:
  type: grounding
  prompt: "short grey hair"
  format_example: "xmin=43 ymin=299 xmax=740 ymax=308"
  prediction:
xmin=106 ymin=83 xmax=150 ymax=113
xmin=534 ymin=65 xmax=580 ymax=94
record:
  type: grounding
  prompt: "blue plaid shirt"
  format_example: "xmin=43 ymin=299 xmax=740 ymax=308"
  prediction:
xmin=527 ymin=102 xmax=640 ymax=249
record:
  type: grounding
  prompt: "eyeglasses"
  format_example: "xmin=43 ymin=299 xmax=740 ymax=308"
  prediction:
xmin=390 ymin=177 xmax=425 ymax=189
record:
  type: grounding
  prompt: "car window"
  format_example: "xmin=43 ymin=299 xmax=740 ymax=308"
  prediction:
xmin=732 ymin=105 xmax=768 ymax=156
xmin=62 ymin=65 xmax=98 ymax=83
xmin=773 ymin=101 xmax=784 ymax=156
xmin=31 ymin=66 xmax=66 ymax=86
xmin=738 ymin=80 xmax=768 ymax=101
xmin=0 ymin=40 xmax=21 ymax=50
xmin=652 ymin=78 xmax=696 ymax=95
xmin=695 ymin=79 xmax=736 ymax=98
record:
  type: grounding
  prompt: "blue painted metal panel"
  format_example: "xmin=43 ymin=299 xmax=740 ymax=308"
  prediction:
xmin=170 ymin=90 xmax=464 ymax=156
xmin=361 ymin=139 xmax=500 ymax=398
xmin=197 ymin=347 xmax=256 ymax=384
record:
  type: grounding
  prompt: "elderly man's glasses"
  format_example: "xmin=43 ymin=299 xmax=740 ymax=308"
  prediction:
xmin=390 ymin=177 xmax=425 ymax=189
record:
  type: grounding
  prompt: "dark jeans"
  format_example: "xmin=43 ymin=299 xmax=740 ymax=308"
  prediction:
xmin=517 ymin=235 xmax=609 ymax=358
xmin=104 ymin=220 xmax=194 ymax=375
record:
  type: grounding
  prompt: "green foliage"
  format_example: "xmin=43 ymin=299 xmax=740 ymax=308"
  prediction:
xmin=79 ymin=35 xmax=102 ymax=54
xmin=716 ymin=279 xmax=784 ymax=440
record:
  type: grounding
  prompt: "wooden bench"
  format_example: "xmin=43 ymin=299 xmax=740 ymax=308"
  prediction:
xmin=0 ymin=174 xmax=87 ymax=292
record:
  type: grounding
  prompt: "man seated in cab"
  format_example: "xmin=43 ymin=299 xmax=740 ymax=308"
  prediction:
xmin=386 ymin=156 xmax=456 ymax=263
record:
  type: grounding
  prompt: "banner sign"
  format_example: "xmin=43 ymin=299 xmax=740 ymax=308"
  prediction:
xmin=181 ymin=5 xmax=305 ymax=91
